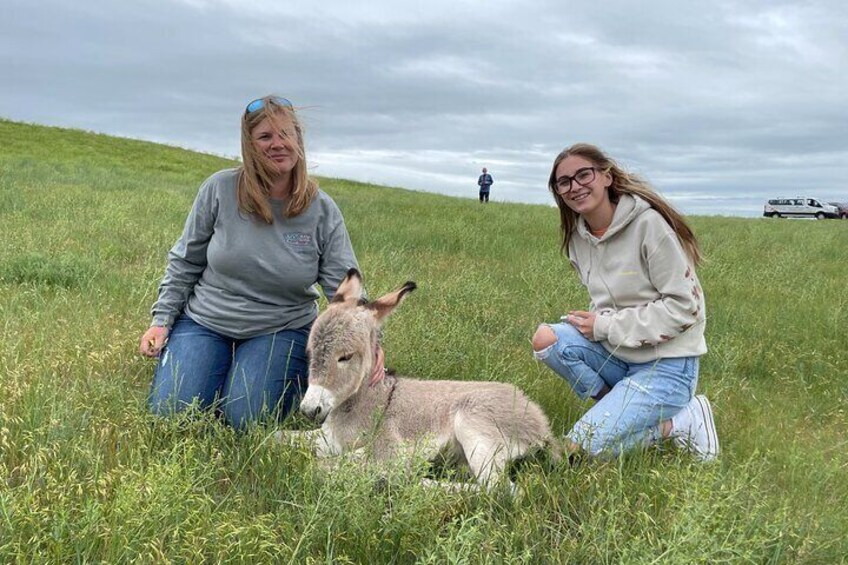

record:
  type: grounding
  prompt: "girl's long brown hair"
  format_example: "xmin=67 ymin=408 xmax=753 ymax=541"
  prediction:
xmin=547 ymin=143 xmax=703 ymax=265
xmin=238 ymin=96 xmax=318 ymax=222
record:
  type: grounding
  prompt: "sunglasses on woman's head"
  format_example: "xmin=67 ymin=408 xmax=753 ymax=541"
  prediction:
xmin=245 ymin=97 xmax=293 ymax=114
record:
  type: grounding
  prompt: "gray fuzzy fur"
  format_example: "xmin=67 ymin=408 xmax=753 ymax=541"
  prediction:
xmin=278 ymin=270 xmax=558 ymax=491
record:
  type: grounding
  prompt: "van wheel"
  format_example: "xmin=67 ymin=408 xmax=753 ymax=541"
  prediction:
xmin=816 ymin=212 xmax=825 ymax=220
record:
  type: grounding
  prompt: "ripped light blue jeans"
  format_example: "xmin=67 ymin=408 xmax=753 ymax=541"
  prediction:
xmin=534 ymin=322 xmax=698 ymax=456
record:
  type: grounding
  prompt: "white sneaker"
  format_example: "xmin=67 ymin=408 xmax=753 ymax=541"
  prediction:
xmin=672 ymin=395 xmax=719 ymax=462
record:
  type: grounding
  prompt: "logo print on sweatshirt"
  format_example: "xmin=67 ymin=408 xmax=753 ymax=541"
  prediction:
xmin=284 ymin=232 xmax=312 ymax=246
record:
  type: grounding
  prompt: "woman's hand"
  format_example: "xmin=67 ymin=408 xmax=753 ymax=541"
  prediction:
xmin=139 ymin=325 xmax=169 ymax=357
xmin=564 ymin=310 xmax=597 ymax=341
xmin=369 ymin=344 xmax=386 ymax=386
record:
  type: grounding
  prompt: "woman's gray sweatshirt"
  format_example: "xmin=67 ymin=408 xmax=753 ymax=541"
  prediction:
xmin=150 ymin=168 xmax=359 ymax=339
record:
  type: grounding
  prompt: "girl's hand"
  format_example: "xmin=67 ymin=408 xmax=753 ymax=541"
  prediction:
xmin=564 ymin=310 xmax=597 ymax=340
xmin=139 ymin=325 xmax=169 ymax=357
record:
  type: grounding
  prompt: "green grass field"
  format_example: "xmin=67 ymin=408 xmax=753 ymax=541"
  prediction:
xmin=1 ymin=118 xmax=846 ymax=563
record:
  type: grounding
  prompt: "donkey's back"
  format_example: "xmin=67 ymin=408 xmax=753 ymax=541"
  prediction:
xmin=380 ymin=376 xmax=554 ymax=484
xmin=386 ymin=377 xmax=551 ymax=448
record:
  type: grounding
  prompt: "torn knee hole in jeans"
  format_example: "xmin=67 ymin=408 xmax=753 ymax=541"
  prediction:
xmin=533 ymin=343 xmax=555 ymax=360
xmin=532 ymin=326 xmax=558 ymax=359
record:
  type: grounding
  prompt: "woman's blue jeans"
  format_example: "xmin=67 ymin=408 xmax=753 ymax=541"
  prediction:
xmin=148 ymin=314 xmax=310 ymax=430
xmin=534 ymin=322 xmax=698 ymax=456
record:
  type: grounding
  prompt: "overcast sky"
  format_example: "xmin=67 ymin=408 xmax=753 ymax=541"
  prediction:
xmin=2 ymin=0 xmax=847 ymax=215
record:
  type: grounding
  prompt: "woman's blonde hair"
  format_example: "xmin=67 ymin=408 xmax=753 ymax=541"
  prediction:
xmin=547 ymin=143 xmax=703 ymax=265
xmin=238 ymin=96 xmax=318 ymax=222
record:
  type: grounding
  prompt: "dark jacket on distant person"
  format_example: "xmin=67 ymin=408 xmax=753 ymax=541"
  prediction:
xmin=477 ymin=173 xmax=493 ymax=192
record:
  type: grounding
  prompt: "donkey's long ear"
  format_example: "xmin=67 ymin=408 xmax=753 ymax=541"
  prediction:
xmin=366 ymin=281 xmax=417 ymax=322
xmin=330 ymin=268 xmax=364 ymax=306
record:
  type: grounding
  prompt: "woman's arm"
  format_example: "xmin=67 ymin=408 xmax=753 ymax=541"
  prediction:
xmin=316 ymin=213 xmax=359 ymax=302
xmin=150 ymin=179 xmax=219 ymax=328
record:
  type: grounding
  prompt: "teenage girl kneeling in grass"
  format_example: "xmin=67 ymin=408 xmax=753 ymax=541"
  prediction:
xmin=533 ymin=143 xmax=718 ymax=461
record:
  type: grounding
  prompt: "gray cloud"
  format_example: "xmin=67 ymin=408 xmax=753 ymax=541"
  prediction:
xmin=2 ymin=0 xmax=847 ymax=214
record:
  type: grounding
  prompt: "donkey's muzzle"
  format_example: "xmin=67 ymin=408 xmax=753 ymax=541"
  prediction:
xmin=299 ymin=384 xmax=333 ymax=424
xmin=300 ymin=403 xmax=325 ymax=423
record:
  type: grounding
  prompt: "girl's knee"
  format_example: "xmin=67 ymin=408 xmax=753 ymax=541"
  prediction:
xmin=532 ymin=324 xmax=557 ymax=352
xmin=569 ymin=420 xmax=618 ymax=458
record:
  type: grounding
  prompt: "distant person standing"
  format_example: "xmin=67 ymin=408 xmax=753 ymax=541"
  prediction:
xmin=477 ymin=167 xmax=493 ymax=203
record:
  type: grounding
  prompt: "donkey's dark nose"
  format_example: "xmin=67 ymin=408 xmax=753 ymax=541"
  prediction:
xmin=301 ymin=404 xmax=322 ymax=421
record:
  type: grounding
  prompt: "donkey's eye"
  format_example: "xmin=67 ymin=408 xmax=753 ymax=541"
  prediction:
xmin=338 ymin=353 xmax=354 ymax=363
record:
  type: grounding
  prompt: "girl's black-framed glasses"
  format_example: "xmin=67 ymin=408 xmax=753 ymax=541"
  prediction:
xmin=554 ymin=167 xmax=599 ymax=194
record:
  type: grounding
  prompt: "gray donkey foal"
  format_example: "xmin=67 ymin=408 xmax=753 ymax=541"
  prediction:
xmin=278 ymin=269 xmax=557 ymax=491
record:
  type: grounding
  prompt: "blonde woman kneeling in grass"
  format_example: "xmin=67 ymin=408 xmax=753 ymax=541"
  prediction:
xmin=139 ymin=96 xmax=360 ymax=430
xmin=532 ymin=143 xmax=718 ymax=461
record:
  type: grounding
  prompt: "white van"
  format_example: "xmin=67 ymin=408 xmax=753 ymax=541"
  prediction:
xmin=763 ymin=198 xmax=839 ymax=219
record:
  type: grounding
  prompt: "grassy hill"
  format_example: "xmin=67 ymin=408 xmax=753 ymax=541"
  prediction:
xmin=1 ymin=118 xmax=846 ymax=562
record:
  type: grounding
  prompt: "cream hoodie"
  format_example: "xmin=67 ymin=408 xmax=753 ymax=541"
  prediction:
xmin=568 ymin=194 xmax=707 ymax=363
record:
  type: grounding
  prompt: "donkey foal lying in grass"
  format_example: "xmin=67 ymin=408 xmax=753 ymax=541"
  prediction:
xmin=276 ymin=269 xmax=559 ymax=492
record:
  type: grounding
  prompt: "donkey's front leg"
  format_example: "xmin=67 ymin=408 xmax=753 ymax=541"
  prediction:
xmin=274 ymin=429 xmax=340 ymax=458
